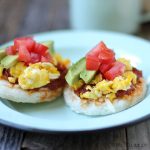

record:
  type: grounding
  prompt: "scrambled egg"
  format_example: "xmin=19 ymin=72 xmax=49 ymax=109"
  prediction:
xmin=53 ymin=53 xmax=70 ymax=67
xmin=72 ymin=79 xmax=84 ymax=90
xmin=90 ymin=74 xmax=102 ymax=84
xmin=18 ymin=62 xmax=60 ymax=90
xmin=8 ymin=77 xmax=16 ymax=83
xmin=80 ymin=58 xmax=137 ymax=101
xmin=96 ymin=80 xmax=113 ymax=94
xmin=10 ymin=62 xmax=27 ymax=78
xmin=0 ymin=65 xmax=3 ymax=77
xmin=80 ymin=91 xmax=98 ymax=100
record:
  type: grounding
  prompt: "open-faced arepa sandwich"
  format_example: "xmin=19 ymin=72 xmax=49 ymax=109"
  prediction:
xmin=0 ymin=37 xmax=70 ymax=103
xmin=64 ymin=41 xmax=146 ymax=116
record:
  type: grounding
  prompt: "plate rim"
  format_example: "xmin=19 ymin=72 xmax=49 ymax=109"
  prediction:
xmin=0 ymin=30 xmax=150 ymax=132
xmin=0 ymin=113 xmax=149 ymax=133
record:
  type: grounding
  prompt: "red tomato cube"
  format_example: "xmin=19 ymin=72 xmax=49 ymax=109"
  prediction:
xmin=30 ymin=52 xmax=40 ymax=63
xmin=18 ymin=45 xmax=31 ymax=63
xmin=6 ymin=46 xmax=17 ymax=55
xmin=104 ymin=62 xmax=125 ymax=80
xmin=86 ymin=54 xmax=101 ymax=70
xmin=34 ymin=43 xmax=48 ymax=55
xmin=14 ymin=37 xmax=35 ymax=51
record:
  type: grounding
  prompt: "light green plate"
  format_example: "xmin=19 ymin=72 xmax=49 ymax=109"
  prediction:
xmin=0 ymin=30 xmax=149 ymax=132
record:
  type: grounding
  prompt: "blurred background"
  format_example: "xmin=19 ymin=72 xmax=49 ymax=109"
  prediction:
xmin=0 ymin=0 xmax=149 ymax=44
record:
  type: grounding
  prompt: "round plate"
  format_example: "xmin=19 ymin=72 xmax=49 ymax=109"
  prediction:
xmin=0 ymin=30 xmax=150 ymax=132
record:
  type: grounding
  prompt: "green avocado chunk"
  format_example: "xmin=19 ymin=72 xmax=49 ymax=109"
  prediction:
xmin=1 ymin=55 xmax=18 ymax=69
xmin=0 ymin=49 xmax=7 ymax=60
xmin=41 ymin=41 xmax=55 ymax=55
xmin=80 ymin=69 xmax=96 ymax=84
xmin=65 ymin=57 xmax=86 ymax=86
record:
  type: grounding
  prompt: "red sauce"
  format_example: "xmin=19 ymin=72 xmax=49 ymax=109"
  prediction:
xmin=116 ymin=85 xmax=135 ymax=97
xmin=44 ymin=64 xmax=68 ymax=90
xmin=75 ymin=85 xmax=87 ymax=96
xmin=2 ymin=69 xmax=11 ymax=80
xmin=132 ymin=67 xmax=142 ymax=78
xmin=2 ymin=63 xmax=68 ymax=91
xmin=74 ymin=68 xmax=143 ymax=98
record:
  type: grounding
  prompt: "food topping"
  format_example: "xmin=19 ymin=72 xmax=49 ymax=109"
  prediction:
xmin=132 ymin=67 xmax=142 ymax=78
xmin=86 ymin=42 xmax=126 ymax=80
xmin=8 ymin=77 xmax=16 ymax=83
xmin=104 ymin=62 xmax=125 ymax=80
xmin=5 ymin=37 xmax=53 ymax=65
xmin=117 ymin=58 xmax=132 ymax=71
xmin=0 ymin=36 xmax=70 ymax=90
xmin=65 ymin=41 xmax=143 ymax=102
xmin=53 ymin=53 xmax=70 ymax=67
xmin=0 ymin=66 xmax=3 ymax=77
xmin=79 ymin=71 xmax=138 ymax=101
xmin=18 ymin=62 xmax=60 ymax=89
xmin=45 ymin=64 xmax=68 ymax=90
xmin=10 ymin=62 xmax=27 ymax=78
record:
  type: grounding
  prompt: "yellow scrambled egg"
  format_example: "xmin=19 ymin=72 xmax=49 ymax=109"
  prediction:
xmin=5 ymin=62 xmax=27 ymax=83
xmin=0 ymin=65 xmax=3 ymax=77
xmin=18 ymin=62 xmax=60 ymax=90
xmin=80 ymin=58 xmax=137 ymax=101
xmin=53 ymin=53 xmax=70 ymax=67
xmin=90 ymin=74 xmax=102 ymax=84
xmin=10 ymin=62 xmax=27 ymax=78
xmin=72 ymin=79 xmax=84 ymax=90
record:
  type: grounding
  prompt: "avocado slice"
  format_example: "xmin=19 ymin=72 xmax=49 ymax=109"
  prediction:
xmin=1 ymin=55 xmax=18 ymax=69
xmin=80 ymin=69 xmax=96 ymax=84
xmin=41 ymin=41 xmax=55 ymax=55
xmin=0 ymin=49 xmax=6 ymax=60
xmin=65 ymin=57 xmax=86 ymax=86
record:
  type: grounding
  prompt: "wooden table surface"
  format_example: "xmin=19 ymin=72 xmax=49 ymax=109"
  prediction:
xmin=0 ymin=0 xmax=150 ymax=150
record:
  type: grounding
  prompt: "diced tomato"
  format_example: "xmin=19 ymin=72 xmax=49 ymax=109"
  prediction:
xmin=33 ymin=43 xmax=48 ymax=55
xmin=99 ymin=63 xmax=113 ymax=74
xmin=98 ymin=48 xmax=115 ymax=64
xmin=18 ymin=45 xmax=31 ymax=63
xmin=88 ymin=42 xmax=106 ymax=56
xmin=30 ymin=52 xmax=40 ymax=63
xmin=12 ymin=36 xmax=53 ymax=64
xmin=41 ymin=56 xmax=49 ymax=62
xmin=41 ymin=55 xmax=50 ymax=62
xmin=14 ymin=37 xmax=35 ymax=51
xmin=88 ymin=41 xmax=111 ymax=55
xmin=98 ymin=41 xmax=108 ymax=50
xmin=99 ymin=57 xmax=115 ymax=74
xmin=104 ymin=62 xmax=125 ymax=80
xmin=86 ymin=54 xmax=100 ymax=70
xmin=41 ymin=50 xmax=53 ymax=62
xmin=86 ymin=41 xmax=115 ymax=71
xmin=6 ymin=46 xmax=17 ymax=55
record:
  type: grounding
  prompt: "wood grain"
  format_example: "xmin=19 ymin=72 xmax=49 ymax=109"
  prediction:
xmin=0 ymin=126 xmax=24 ymax=150
xmin=127 ymin=120 xmax=150 ymax=150
xmin=18 ymin=0 xmax=69 ymax=36
xmin=22 ymin=129 xmax=127 ymax=150
xmin=0 ymin=0 xmax=28 ymax=43
xmin=0 ymin=0 xmax=28 ymax=149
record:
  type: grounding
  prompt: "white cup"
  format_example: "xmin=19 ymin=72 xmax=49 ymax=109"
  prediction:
xmin=69 ymin=0 xmax=150 ymax=33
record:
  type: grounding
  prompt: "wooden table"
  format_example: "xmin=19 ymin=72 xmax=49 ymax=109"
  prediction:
xmin=0 ymin=0 xmax=150 ymax=150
